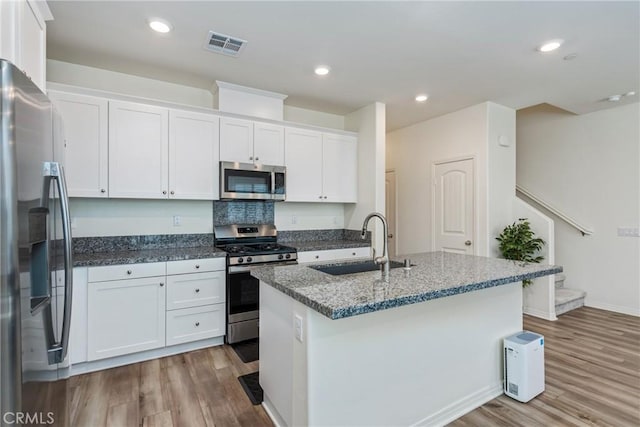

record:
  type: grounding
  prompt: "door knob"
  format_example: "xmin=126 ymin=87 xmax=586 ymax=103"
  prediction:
xmin=388 ymin=234 xmax=394 ymax=238
xmin=465 ymin=240 xmax=472 ymax=246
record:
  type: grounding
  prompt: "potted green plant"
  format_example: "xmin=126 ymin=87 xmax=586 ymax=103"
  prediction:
xmin=496 ymin=218 xmax=545 ymax=287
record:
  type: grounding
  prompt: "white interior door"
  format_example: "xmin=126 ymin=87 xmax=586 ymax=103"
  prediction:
xmin=433 ymin=158 xmax=474 ymax=254
xmin=385 ymin=170 xmax=397 ymax=258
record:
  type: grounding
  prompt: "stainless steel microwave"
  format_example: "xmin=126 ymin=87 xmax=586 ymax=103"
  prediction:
xmin=220 ymin=162 xmax=286 ymax=201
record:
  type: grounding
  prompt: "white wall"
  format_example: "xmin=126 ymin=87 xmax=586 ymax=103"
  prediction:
xmin=386 ymin=103 xmax=490 ymax=256
xmin=47 ymin=59 xmax=214 ymax=108
xmin=513 ymin=198 xmax=557 ymax=320
xmin=275 ymin=203 xmax=344 ymax=231
xmin=487 ymin=103 xmax=517 ymax=257
xmin=69 ymin=199 xmax=213 ymax=237
xmin=283 ymin=106 xmax=344 ymax=130
xmin=517 ymin=103 xmax=640 ymax=316
xmin=344 ymin=102 xmax=386 ymax=249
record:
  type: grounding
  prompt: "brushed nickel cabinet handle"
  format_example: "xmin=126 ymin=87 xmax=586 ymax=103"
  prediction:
xmin=126 ymin=270 xmax=132 ymax=275
xmin=159 ymin=282 xmax=164 ymax=287
xmin=195 ymin=288 xmax=200 ymax=293
xmin=465 ymin=240 xmax=472 ymax=246
xmin=170 ymin=191 xmax=174 ymax=195
xmin=195 ymin=264 xmax=200 ymax=269
xmin=100 ymin=189 xmax=106 ymax=193
xmin=162 ymin=190 xmax=167 ymax=195
xmin=195 ymin=322 xmax=200 ymax=327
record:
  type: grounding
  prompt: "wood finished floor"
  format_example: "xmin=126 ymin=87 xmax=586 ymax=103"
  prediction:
xmin=64 ymin=307 xmax=638 ymax=427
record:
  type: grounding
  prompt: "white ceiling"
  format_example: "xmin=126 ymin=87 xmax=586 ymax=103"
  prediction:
xmin=46 ymin=1 xmax=639 ymax=131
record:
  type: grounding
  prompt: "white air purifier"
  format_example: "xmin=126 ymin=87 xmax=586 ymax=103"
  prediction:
xmin=503 ymin=331 xmax=545 ymax=402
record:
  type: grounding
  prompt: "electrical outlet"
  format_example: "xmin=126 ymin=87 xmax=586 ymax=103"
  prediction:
xmin=292 ymin=215 xmax=297 ymax=225
xmin=173 ymin=215 xmax=182 ymax=226
xmin=294 ymin=315 xmax=303 ymax=342
xmin=617 ymin=227 xmax=639 ymax=237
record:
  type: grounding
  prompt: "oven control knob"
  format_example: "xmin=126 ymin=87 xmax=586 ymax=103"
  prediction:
xmin=285 ymin=254 xmax=291 ymax=259
xmin=238 ymin=257 xmax=244 ymax=264
xmin=278 ymin=254 xmax=284 ymax=260
xmin=246 ymin=257 xmax=253 ymax=263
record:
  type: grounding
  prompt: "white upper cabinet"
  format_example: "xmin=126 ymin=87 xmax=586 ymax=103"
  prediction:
xmin=220 ymin=117 xmax=285 ymax=166
xmin=1 ymin=0 xmax=51 ymax=91
xmin=49 ymin=91 xmax=109 ymax=197
xmin=285 ymin=127 xmax=358 ymax=203
xmin=322 ymin=133 xmax=358 ymax=202
xmin=109 ymin=101 xmax=169 ymax=199
xmin=285 ymin=127 xmax=323 ymax=202
xmin=169 ymin=110 xmax=220 ymax=200
xmin=220 ymin=117 xmax=254 ymax=164
xmin=254 ymin=122 xmax=285 ymax=166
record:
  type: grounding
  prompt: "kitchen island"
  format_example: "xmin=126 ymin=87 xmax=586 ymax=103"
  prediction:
xmin=251 ymin=252 xmax=561 ymax=427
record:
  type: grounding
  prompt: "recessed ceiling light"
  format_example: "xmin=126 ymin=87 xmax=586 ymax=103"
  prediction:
xmin=538 ymin=39 xmax=563 ymax=53
xmin=149 ymin=19 xmax=172 ymax=33
xmin=415 ymin=94 xmax=428 ymax=102
xmin=607 ymin=95 xmax=622 ymax=102
xmin=314 ymin=66 xmax=330 ymax=76
xmin=624 ymin=91 xmax=636 ymax=97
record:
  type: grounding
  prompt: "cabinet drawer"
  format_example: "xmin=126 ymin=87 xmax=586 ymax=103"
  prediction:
xmin=166 ymin=304 xmax=225 ymax=346
xmin=298 ymin=247 xmax=371 ymax=263
xmin=88 ymin=262 xmax=165 ymax=282
xmin=166 ymin=257 xmax=225 ymax=275
xmin=166 ymin=271 xmax=225 ymax=310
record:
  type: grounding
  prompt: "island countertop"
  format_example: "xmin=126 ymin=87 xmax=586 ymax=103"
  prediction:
xmin=250 ymin=251 xmax=562 ymax=320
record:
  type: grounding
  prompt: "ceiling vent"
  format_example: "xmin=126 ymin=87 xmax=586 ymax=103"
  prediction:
xmin=204 ymin=31 xmax=247 ymax=57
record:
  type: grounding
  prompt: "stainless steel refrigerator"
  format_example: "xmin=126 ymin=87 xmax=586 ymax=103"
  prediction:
xmin=0 ymin=59 xmax=73 ymax=426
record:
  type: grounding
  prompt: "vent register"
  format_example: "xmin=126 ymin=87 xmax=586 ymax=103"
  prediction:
xmin=205 ymin=31 xmax=247 ymax=57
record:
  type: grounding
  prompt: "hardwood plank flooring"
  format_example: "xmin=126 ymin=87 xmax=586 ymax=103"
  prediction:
xmin=65 ymin=306 xmax=638 ymax=426
xmin=450 ymin=307 xmax=640 ymax=427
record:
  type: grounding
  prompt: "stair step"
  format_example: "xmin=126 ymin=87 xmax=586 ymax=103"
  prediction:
xmin=555 ymin=288 xmax=586 ymax=316
xmin=554 ymin=273 xmax=566 ymax=289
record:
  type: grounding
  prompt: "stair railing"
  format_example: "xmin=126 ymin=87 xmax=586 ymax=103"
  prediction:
xmin=516 ymin=185 xmax=594 ymax=236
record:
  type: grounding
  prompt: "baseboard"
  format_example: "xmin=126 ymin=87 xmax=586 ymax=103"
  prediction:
xmin=69 ymin=337 xmax=224 ymax=375
xmin=585 ymin=301 xmax=640 ymax=317
xmin=410 ymin=383 xmax=504 ymax=427
xmin=523 ymin=306 xmax=557 ymax=321
xmin=262 ymin=396 xmax=286 ymax=427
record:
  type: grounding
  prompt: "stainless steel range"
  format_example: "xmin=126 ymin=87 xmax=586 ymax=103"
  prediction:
xmin=214 ymin=224 xmax=297 ymax=344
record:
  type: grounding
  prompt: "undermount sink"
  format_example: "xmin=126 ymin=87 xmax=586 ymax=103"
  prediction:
xmin=310 ymin=260 xmax=405 ymax=276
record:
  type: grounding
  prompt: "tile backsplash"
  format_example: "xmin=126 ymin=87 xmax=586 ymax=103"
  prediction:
xmin=213 ymin=200 xmax=275 ymax=225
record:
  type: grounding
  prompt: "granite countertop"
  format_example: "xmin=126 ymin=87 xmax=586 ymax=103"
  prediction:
xmin=289 ymin=240 xmax=371 ymax=252
xmin=250 ymin=252 xmax=562 ymax=320
xmin=73 ymin=246 xmax=226 ymax=267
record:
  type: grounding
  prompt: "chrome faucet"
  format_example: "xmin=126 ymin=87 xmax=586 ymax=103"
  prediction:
xmin=361 ymin=212 xmax=390 ymax=281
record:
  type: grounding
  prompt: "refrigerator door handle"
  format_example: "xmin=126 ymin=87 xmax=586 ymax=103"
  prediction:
xmin=41 ymin=162 xmax=73 ymax=365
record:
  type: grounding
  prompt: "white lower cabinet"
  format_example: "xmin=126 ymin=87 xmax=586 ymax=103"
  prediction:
xmin=83 ymin=257 xmax=226 ymax=364
xmin=297 ymin=247 xmax=372 ymax=263
xmin=87 ymin=276 xmax=166 ymax=361
xmin=166 ymin=304 xmax=225 ymax=346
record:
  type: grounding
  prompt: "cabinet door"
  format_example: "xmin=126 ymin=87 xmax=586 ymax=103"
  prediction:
xmin=166 ymin=271 xmax=225 ymax=311
xmin=87 ymin=276 xmax=166 ymax=361
xmin=49 ymin=91 xmax=109 ymax=197
xmin=109 ymin=101 xmax=169 ymax=198
xmin=17 ymin=0 xmax=48 ymax=91
xmin=322 ymin=134 xmax=358 ymax=202
xmin=284 ymin=127 xmax=323 ymax=202
xmin=220 ymin=117 xmax=254 ymax=164
xmin=254 ymin=122 xmax=285 ymax=166
xmin=169 ymin=110 xmax=219 ymax=200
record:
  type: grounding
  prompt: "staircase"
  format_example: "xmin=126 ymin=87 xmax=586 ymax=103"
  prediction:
xmin=555 ymin=274 xmax=586 ymax=315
